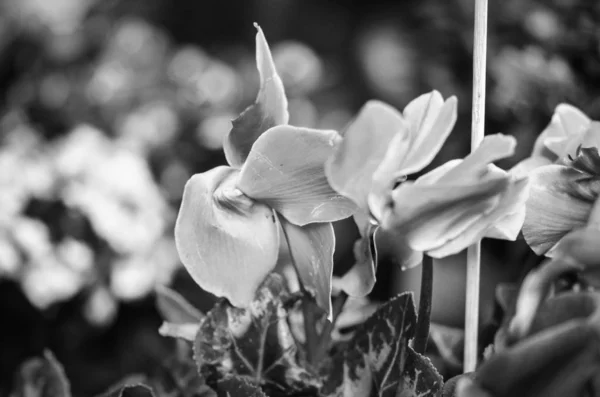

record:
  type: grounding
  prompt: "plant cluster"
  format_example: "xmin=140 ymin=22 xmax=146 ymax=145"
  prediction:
xmin=12 ymin=25 xmax=600 ymax=397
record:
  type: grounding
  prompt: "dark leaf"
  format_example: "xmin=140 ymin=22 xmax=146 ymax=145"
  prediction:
xmin=100 ymin=385 xmax=156 ymax=397
xmin=194 ymin=274 xmax=320 ymax=395
xmin=428 ymin=323 xmax=464 ymax=372
xmin=156 ymin=285 xmax=204 ymax=324
xmin=214 ymin=376 xmax=267 ymax=397
xmin=321 ymin=292 xmax=442 ymax=397
xmin=12 ymin=350 xmax=71 ymax=397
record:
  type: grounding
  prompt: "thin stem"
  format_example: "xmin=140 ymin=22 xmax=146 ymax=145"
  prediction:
xmin=413 ymin=255 xmax=433 ymax=355
xmin=312 ymin=291 xmax=349 ymax=364
xmin=465 ymin=0 xmax=488 ymax=373
xmin=278 ymin=215 xmax=319 ymax=364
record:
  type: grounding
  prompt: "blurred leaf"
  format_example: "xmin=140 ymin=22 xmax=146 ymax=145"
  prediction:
xmin=214 ymin=376 xmax=267 ymax=397
xmin=12 ymin=350 xmax=71 ymax=397
xmin=428 ymin=323 xmax=464 ymax=371
xmin=321 ymin=292 xmax=442 ymax=397
xmin=99 ymin=384 xmax=155 ymax=397
xmin=156 ymin=285 xmax=204 ymax=324
xmin=224 ymin=24 xmax=289 ymax=168
xmin=194 ymin=273 xmax=320 ymax=395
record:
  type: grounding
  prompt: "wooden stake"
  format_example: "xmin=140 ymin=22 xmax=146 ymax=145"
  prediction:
xmin=465 ymin=0 xmax=488 ymax=373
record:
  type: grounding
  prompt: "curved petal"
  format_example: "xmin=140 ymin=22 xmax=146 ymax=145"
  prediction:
xmin=398 ymin=91 xmax=458 ymax=175
xmin=174 ymin=166 xmax=280 ymax=307
xmin=522 ymin=165 xmax=591 ymax=256
xmin=429 ymin=175 xmax=530 ymax=257
xmin=324 ymin=100 xmax=405 ymax=211
xmin=280 ymin=218 xmax=335 ymax=318
xmin=381 ymin=177 xmax=510 ymax=255
xmin=441 ymin=134 xmax=516 ymax=183
xmin=336 ymin=222 xmax=379 ymax=297
xmin=510 ymin=156 xmax=554 ymax=178
xmin=541 ymin=104 xmax=590 ymax=159
xmin=223 ymin=24 xmax=289 ymax=167
xmin=237 ymin=125 xmax=357 ymax=225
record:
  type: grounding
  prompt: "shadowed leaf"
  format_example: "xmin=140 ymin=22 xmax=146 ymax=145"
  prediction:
xmin=194 ymin=274 xmax=320 ymax=395
xmin=321 ymin=293 xmax=442 ymax=397
xmin=214 ymin=376 xmax=267 ymax=397
xmin=12 ymin=350 xmax=71 ymax=397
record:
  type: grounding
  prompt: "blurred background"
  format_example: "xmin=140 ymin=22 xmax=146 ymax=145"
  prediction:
xmin=0 ymin=0 xmax=599 ymax=395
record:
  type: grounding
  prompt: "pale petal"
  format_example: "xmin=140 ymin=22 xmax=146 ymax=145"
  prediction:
xmin=223 ymin=24 xmax=289 ymax=167
xmin=580 ymin=121 xmax=600 ymax=150
xmin=522 ymin=165 xmax=591 ymax=255
xmin=174 ymin=166 xmax=280 ymax=308
xmin=280 ymin=218 xmax=335 ymax=318
xmin=336 ymin=222 xmax=379 ymax=297
xmin=381 ymin=177 xmax=510 ymax=254
xmin=441 ymin=134 xmax=516 ymax=183
xmin=324 ymin=100 xmax=405 ymax=211
xmin=238 ymin=125 xmax=357 ymax=226
xmin=541 ymin=104 xmax=590 ymax=159
xmin=399 ymin=92 xmax=458 ymax=175
xmin=510 ymin=156 xmax=553 ymax=178
xmin=428 ymin=175 xmax=530 ymax=257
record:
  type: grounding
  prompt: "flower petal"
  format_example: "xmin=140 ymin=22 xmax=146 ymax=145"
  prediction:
xmin=237 ymin=125 xmax=357 ymax=225
xmin=325 ymin=100 xmax=405 ymax=211
xmin=381 ymin=177 xmax=510 ymax=255
xmin=510 ymin=156 xmax=554 ymax=177
xmin=441 ymin=134 xmax=516 ymax=183
xmin=336 ymin=222 xmax=379 ymax=297
xmin=522 ymin=165 xmax=591 ymax=256
xmin=174 ymin=166 xmax=280 ymax=307
xmin=223 ymin=24 xmax=289 ymax=167
xmin=397 ymin=91 xmax=458 ymax=175
xmin=280 ymin=218 xmax=335 ymax=318
xmin=541 ymin=104 xmax=590 ymax=159
xmin=428 ymin=174 xmax=530 ymax=257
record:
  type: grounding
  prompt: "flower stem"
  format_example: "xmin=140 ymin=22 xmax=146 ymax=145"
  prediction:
xmin=278 ymin=214 xmax=319 ymax=364
xmin=312 ymin=291 xmax=348 ymax=364
xmin=414 ymin=255 xmax=433 ymax=355
xmin=465 ymin=0 xmax=488 ymax=373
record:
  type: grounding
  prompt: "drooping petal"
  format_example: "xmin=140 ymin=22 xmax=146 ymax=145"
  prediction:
xmin=381 ymin=177 xmax=510 ymax=255
xmin=441 ymin=134 xmax=516 ymax=183
xmin=174 ymin=166 xmax=280 ymax=308
xmin=325 ymin=100 xmax=406 ymax=211
xmin=541 ymin=104 xmax=590 ymax=159
xmin=280 ymin=218 xmax=335 ymax=317
xmin=223 ymin=24 xmax=289 ymax=167
xmin=336 ymin=222 xmax=379 ymax=297
xmin=428 ymin=174 xmax=530 ymax=258
xmin=237 ymin=125 xmax=357 ymax=226
xmin=397 ymin=91 xmax=458 ymax=175
xmin=522 ymin=165 xmax=591 ymax=256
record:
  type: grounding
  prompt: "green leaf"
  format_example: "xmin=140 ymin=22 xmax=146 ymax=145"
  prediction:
xmin=214 ymin=376 xmax=267 ymax=397
xmin=156 ymin=285 xmax=204 ymax=324
xmin=223 ymin=24 xmax=289 ymax=168
xmin=194 ymin=273 xmax=320 ymax=395
xmin=148 ymin=344 xmax=216 ymax=397
xmin=12 ymin=350 xmax=71 ymax=397
xmin=428 ymin=323 xmax=464 ymax=372
xmin=100 ymin=385 xmax=155 ymax=397
xmin=321 ymin=293 xmax=442 ymax=397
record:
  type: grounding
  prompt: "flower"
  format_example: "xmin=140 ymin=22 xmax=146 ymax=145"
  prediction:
xmin=174 ymin=25 xmax=356 ymax=315
xmin=326 ymin=97 xmax=529 ymax=297
xmin=522 ymin=145 xmax=600 ymax=256
xmin=325 ymin=93 xmax=458 ymax=295
xmin=512 ymin=103 xmax=594 ymax=174
xmin=516 ymin=104 xmax=600 ymax=256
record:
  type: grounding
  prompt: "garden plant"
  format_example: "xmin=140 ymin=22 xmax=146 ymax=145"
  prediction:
xmin=10 ymin=2 xmax=600 ymax=397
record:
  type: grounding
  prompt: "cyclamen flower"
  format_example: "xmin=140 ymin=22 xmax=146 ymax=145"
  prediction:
xmin=514 ymin=104 xmax=600 ymax=256
xmin=175 ymin=25 xmax=355 ymax=315
xmin=326 ymin=97 xmax=529 ymax=296
xmin=512 ymin=104 xmax=596 ymax=174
